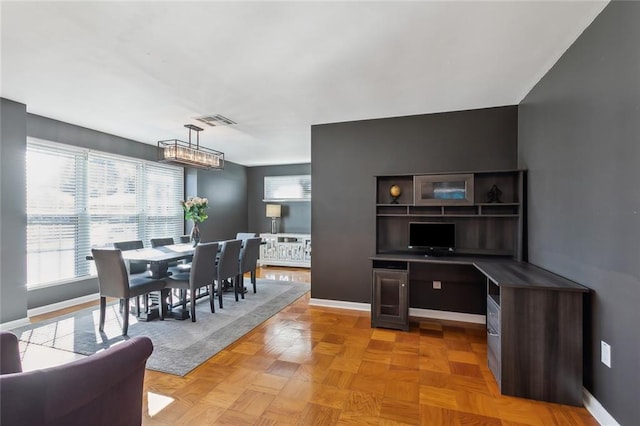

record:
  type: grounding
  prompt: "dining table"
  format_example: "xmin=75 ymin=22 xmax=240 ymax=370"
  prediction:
xmin=87 ymin=240 xmax=252 ymax=320
xmin=121 ymin=243 xmax=195 ymax=278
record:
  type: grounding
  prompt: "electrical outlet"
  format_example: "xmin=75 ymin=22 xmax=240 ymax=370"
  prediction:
xmin=601 ymin=341 xmax=611 ymax=368
xmin=433 ymin=280 xmax=442 ymax=289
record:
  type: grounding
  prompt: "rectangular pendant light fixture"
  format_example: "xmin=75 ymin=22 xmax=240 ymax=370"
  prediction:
xmin=158 ymin=124 xmax=224 ymax=170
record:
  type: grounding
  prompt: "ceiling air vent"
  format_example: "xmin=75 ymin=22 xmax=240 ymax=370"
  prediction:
xmin=194 ymin=114 xmax=237 ymax=127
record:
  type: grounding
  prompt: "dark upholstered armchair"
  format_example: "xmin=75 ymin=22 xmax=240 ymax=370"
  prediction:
xmin=0 ymin=331 xmax=153 ymax=426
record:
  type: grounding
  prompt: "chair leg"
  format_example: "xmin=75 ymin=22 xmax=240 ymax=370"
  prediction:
xmin=236 ymin=274 xmax=245 ymax=300
xmin=99 ymin=296 xmax=106 ymax=332
xmin=158 ymin=290 xmax=165 ymax=321
xmin=251 ymin=270 xmax=257 ymax=293
xmin=135 ymin=296 xmax=141 ymax=317
xmin=234 ymin=277 xmax=239 ymax=302
xmin=209 ymin=284 xmax=215 ymax=313
xmin=190 ymin=289 xmax=196 ymax=322
xmin=122 ymin=298 xmax=130 ymax=336
xmin=218 ymin=281 xmax=224 ymax=309
xmin=181 ymin=290 xmax=187 ymax=310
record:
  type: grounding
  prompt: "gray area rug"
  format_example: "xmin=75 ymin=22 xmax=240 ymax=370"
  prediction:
xmin=13 ymin=279 xmax=309 ymax=376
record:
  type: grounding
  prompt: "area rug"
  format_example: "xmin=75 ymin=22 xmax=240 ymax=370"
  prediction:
xmin=13 ymin=279 xmax=309 ymax=376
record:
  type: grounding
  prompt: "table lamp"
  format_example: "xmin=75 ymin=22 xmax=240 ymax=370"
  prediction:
xmin=266 ymin=204 xmax=281 ymax=234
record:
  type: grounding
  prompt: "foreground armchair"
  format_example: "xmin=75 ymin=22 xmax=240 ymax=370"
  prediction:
xmin=0 ymin=331 xmax=153 ymax=426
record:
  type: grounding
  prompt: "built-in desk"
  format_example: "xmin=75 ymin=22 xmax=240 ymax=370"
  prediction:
xmin=370 ymin=254 xmax=589 ymax=406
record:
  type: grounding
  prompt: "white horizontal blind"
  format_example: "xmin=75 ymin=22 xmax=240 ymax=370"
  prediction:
xmin=26 ymin=139 xmax=184 ymax=287
xmin=87 ymin=151 xmax=141 ymax=248
xmin=142 ymin=163 xmax=184 ymax=241
xmin=26 ymin=143 xmax=84 ymax=285
xmin=264 ymin=175 xmax=311 ymax=201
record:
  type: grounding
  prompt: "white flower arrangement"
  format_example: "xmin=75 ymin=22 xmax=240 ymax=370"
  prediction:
xmin=181 ymin=196 xmax=208 ymax=223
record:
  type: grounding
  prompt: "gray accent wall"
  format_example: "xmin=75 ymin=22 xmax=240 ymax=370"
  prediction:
xmin=1 ymin=99 xmax=28 ymax=323
xmin=247 ymin=164 xmax=311 ymax=235
xmin=192 ymin=162 xmax=248 ymax=242
xmin=310 ymin=106 xmax=518 ymax=303
xmin=518 ymin=1 xmax=639 ymax=423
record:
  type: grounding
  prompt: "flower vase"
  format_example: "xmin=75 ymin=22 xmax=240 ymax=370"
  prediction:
xmin=190 ymin=222 xmax=201 ymax=247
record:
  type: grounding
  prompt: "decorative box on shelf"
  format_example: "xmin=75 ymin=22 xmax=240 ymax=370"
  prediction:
xmin=259 ymin=233 xmax=311 ymax=268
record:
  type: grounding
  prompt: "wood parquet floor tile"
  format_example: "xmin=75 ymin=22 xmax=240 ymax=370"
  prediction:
xmin=32 ymin=266 xmax=597 ymax=425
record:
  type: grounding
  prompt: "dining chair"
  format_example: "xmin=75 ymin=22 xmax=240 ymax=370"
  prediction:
xmin=163 ymin=242 xmax=219 ymax=322
xmin=235 ymin=232 xmax=257 ymax=240
xmin=212 ymin=239 xmax=243 ymax=308
xmin=238 ymin=237 xmax=262 ymax=295
xmin=113 ymin=240 xmax=147 ymax=274
xmin=150 ymin=237 xmax=174 ymax=248
xmin=150 ymin=236 xmax=192 ymax=275
xmin=91 ymin=248 xmax=166 ymax=335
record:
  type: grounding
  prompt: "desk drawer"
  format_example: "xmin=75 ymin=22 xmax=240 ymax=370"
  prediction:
xmin=487 ymin=295 xmax=500 ymax=322
xmin=487 ymin=327 xmax=501 ymax=386
xmin=486 ymin=295 xmax=501 ymax=386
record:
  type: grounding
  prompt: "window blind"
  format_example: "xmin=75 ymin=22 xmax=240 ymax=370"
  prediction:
xmin=26 ymin=139 xmax=184 ymax=287
xmin=263 ymin=175 xmax=311 ymax=201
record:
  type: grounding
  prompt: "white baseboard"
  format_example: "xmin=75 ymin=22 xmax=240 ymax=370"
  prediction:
xmin=2 ymin=293 xmax=101 ymax=331
xmin=410 ymin=308 xmax=486 ymax=324
xmin=307 ymin=300 xmax=486 ymax=324
xmin=0 ymin=317 xmax=31 ymax=331
xmin=308 ymin=298 xmax=370 ymax=312
xmin=583 ymin=388 xmax=620 ymax=426
xmin=27 ymin=293 xmax=100 ymax=318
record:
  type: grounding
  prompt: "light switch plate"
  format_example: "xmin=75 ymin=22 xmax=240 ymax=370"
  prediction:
xmin=601 ymin=341 xmax=611 ymax=368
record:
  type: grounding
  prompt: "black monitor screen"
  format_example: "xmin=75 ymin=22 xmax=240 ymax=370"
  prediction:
xmin=408 ymin=222 xmax=455 ymax=252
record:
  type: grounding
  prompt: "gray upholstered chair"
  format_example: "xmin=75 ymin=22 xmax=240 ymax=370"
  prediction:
xmin=113 ymin=240 xmax=147 ymax=274
xmin=0 ymin=331 xmax=22 ymax=374
xmin=164 ymin=242 xmax=219 ymax=322
xmin=238 ymin=237 xmax=261 ymax=294
xmin=0 ymin=331 xmax=152 ymax=426
xmin=150 ymin=237 xmax=174 ymax=248
xmin=150 ymin=236 xmax=190 ymax=274
xmin=235 ymin=232 xmax=257 ymax=240
xmin=212 ymin=239 xmax=243 ymax=308
xmin=91 ymin=248 xmax=166 ymax=335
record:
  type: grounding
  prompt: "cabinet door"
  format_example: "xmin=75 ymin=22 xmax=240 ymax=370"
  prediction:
xmin=372 ymin=269 xmax=409 ymax=331
xmin=262 ymin=237 xmax=277 ymax=260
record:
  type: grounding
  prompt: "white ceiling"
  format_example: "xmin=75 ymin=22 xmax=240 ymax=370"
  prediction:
xmin=1 ymin=1 xmax=608 ymax=166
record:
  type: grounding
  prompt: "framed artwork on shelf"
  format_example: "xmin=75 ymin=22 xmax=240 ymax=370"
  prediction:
xmin=414 ymin=173 xmax=474 ymax=205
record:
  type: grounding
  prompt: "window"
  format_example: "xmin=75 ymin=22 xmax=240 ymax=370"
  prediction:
xmin=263 ymin=175 xmax=311 ymax=201
xmin=26 ymin=139 xmax=184 ymax=287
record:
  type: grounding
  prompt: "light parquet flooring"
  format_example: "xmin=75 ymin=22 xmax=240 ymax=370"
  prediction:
xmin=141 ymin=267 xmax=598 ymax=426
xmin=28 ymin=266 xmax=597 ymax=425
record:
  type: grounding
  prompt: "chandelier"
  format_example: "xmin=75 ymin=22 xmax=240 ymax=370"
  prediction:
xmin=158 ymin=124 xmax=224 ymax=170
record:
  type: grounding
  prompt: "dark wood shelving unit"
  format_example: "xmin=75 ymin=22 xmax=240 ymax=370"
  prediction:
xmin=375 ymin=170 xmax=525 ymax=259
xmin=371 ymin=169 xmax=590 ymax=406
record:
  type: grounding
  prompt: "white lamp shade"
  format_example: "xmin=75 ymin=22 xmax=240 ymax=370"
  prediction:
xmin=266 ymin=204 xmax=281 ymax=218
